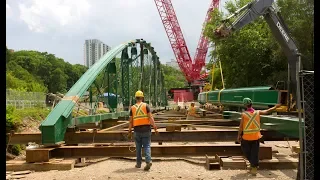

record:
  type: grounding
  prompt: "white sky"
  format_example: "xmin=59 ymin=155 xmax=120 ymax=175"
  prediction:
xmin=6 ymin=0 xmax=230 ymax=65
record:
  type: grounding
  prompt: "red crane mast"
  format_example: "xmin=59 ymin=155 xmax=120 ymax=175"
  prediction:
xmin=154 ymin=0 xmax=193 ymax=82
xmin=193 ymin=0 xmax=220 ymax=80
xmin=154 ymin=0 xmax=220 ymax=83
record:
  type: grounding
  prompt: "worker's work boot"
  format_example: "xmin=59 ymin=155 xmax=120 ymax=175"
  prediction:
xmin=144 ymin=162 xmax=152 ymax=171
xmin=246 ymin=165 xmax=251 ymax=171
xmin=249 ymin=167 xmax=257 ymax=175
xmin=135 ymin=164 xmax=141 ymax=168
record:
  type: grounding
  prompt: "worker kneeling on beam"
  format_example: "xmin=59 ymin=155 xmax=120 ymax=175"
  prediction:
xmin=237 ymin=98 xmax=280 ymax=175
xmin=186 ymin=102 xmax=198 ymax=120
xmin=128 ymin=90 xmax=158 ymax=171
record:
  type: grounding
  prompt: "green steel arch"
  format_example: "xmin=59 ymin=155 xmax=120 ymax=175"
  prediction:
xmin=40 ymin=39 xmax=167 ymax=145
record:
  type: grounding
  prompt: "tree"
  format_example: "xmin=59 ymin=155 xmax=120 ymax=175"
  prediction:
xmin=161 ymin=64 xmax=186 ymax=90
xmin=6 ymin=49 xmax=88 ymax=93
xmin=49 ymin=68 xmax=68 ymax=93
xmin=204 ymin=0 xmax=313 ymax=88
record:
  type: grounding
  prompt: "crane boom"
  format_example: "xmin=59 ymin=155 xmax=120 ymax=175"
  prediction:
xmin=214 ymin=0 xmax=301 ymax=109
xmin=154 ymin=0 xmax=193 ymax=82
xmin=154 ymin=0 xmax=219 ymax=82
xmin=193 ymin=0 xmax=220 ymax=79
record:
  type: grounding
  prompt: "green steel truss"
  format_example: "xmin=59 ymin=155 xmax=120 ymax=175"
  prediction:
xmin=40 ymin=39 xmax=167 ymax=145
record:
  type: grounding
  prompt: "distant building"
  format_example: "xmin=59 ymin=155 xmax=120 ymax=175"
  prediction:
xmin=165 ymin=59 xmax=179 ymax=70
xmin=84 ymin=39 xmax=111 ymax=68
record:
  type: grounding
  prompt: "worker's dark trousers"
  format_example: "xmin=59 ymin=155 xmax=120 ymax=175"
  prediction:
xmin=241 ymin=139 xmax=260 ymax=167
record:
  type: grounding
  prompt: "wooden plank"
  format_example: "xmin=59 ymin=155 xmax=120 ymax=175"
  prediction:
xmin=231 ymin=156 xmax=245 ymax=161
xmin=215 ymin=154 xmax=228 ymax=167
xmin=175 ymin=126 xmax=182 ymax=131
xmin=6 ymin=159 xmax=75 ymax=172
xmin=27 ymin=144 xmax=272 ymax=160
xmin=99 ymin=122 xmax=129 ymax=132
xmin=26 ymin=148 xmax=55 ymax=163
xmin=205 ymin=155 xmax=220 ymax=170
xmin=259 ymin=157 xmax=298 ymax=169
xmin=7 ymin=175 xmax=26 ymax=179
xmin=221 ymin=157 xmax=246 ymax=170
xmin=166 ymin=126 xmax=176 ymax=132
xmin=11 ymin=170 xmax=32 ymax=175
xmin=292 ymin=146 xmax=300 ymax=153
xmin=94 ymin=142 xmax=135 ymax=147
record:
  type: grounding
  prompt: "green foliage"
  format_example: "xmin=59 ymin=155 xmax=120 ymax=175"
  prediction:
xmin=10 ymin=145 xmax=22 ymax=156
xmin=14 ymin=108 xmax=51 ymax=122
xmin=6 ymin=48 xmax=88 ymax=93
xmin=204 ymin=0 xmax=313 ymax=88
xmin=6 ymin=106 xmax=51 ymax=155
xmin=161 ymin=64 xmax=187 ymax=90
xmin=6 ymin=106 xmax=21 ymax=133
xmin=206 ymin=63 xmax=224 ymax=89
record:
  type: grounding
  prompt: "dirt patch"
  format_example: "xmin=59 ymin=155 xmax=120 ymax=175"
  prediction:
xmin=23 ymin=159 xmax=297 ymax=180
xmin=19 ymin=117 xmax=42 ymax=133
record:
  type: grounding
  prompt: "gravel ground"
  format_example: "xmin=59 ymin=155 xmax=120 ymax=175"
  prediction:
xmin=12 ymin=141 xmax=299 ymax=180
xmin=24 ymin=159 xmax=297 ymax=180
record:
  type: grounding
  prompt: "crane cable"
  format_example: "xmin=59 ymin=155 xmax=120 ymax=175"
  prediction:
xmin=216 ymin=44 xmax=225 ymax=89
xmin=212 ymin=44 xmax=225 ymax=90
xmin=210 ymin=62 xmax=215 ymax=91
xmin=219 ymin=60 xmax=225 ymax=89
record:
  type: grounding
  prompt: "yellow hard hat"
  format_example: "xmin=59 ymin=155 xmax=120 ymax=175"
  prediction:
xmin=135 ymin=90 xmax=144 ymax=97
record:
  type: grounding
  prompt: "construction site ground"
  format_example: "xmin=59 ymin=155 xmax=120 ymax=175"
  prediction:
xmin=7 ymin=141 xmax=298 ymax=180
xmin=6 ymin=107 xmax=299 ymax=179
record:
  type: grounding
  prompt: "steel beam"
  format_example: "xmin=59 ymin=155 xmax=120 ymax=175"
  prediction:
xmin=26 ymin=144 xmax=272 ymax=162
xmin=39 ymin=39 xmax=165 ymax=145
xmin=8 ymin=130 xmax=297 ymax=145
xmin=76 ymin=119 xmax=239 ymax=129
xmin=149 ymin=119 xmax=239 ymax=126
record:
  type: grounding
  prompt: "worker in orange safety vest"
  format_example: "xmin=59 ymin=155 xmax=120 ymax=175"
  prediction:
xmin=128 ymin=90 xmax=158 ymax=171
xmin=237 ymin=97 xmax=281 ymax=175
xmin=186 ymin=102 xmax=198 ymax=120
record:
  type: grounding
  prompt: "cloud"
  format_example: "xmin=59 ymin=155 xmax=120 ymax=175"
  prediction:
xmin=8 ymin=0 xmax=229 ymax=65
xmin=18 ymin=0 xmax=91 ymax=33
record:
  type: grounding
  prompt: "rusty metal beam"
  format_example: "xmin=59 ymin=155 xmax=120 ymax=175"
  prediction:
xmin=99 ymin=122 xmax=129 ymax=132
xmin=76 ymin=119 xmax=239 ymax=129
xmin=8 ymin=130 xmax=297 ymax=145
xmin=26 ymin=144 xmax=272 ymax=162
xmin=153 ymin=114 xmax=223 ymax=120
xmin=129 ymin=119 xmax=239 ymax=126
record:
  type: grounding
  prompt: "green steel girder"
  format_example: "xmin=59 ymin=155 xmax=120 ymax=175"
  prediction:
xmin=121 ymin=47 xmax=130 ymax=110
xmin=68 ymin=111 xmax=129 ymax=127
xmin=140 ymin=43 xmax=144 ymax=92
xmin=106 ymin=60 xmax=117 ymax=111
xmin=40 ymin=39 xmax=166 ymax=145
xmin=153 ymin=55 xmax=157 ymax=106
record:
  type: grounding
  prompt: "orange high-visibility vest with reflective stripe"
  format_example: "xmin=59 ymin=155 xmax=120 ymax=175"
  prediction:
xmin=188 ymin=107 xmax=196 ymax=116
xmin=242 ymin=110 xmax=262 ymax=141
xmin=131 ymin=103 xmax=150 ymax=127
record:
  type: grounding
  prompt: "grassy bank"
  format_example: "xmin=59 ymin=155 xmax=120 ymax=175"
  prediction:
xmin=6 ymin=106 xmax=51 ymax=155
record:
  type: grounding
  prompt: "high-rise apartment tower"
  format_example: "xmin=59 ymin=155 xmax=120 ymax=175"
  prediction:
xmin=84 ymin=39 xmax=111 ymax=67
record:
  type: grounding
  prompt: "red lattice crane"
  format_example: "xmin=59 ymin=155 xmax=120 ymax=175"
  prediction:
xmin=154 ymin=0 xmax=220 ymax=83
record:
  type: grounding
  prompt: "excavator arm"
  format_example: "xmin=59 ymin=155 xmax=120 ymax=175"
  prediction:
xmin=214 ymin=0 xmax=301 ymax=110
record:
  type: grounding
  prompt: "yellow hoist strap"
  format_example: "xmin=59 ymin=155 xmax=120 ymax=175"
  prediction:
xmin=217 ymin=89 xmax=224 ymax=104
